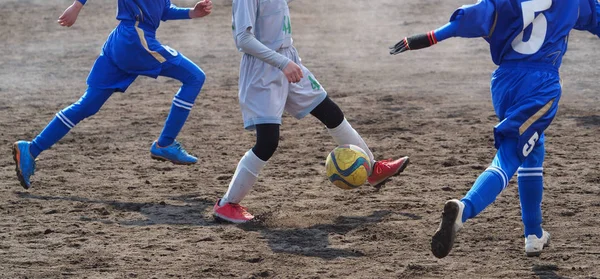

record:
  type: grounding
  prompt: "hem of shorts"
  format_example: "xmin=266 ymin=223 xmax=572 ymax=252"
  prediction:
xmin=292 ymin=92 xmax=327 ymax=120
xmin=244 ymin=117 xmax=283 ymax=131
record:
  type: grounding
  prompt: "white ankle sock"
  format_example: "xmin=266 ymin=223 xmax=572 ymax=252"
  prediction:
xmin=327 ymin=118 xmax=375 ymax=164
xmin=220 ymin=149 xmax=266 ymax=206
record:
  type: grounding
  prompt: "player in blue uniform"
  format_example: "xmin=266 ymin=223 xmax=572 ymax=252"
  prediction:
xmin=12 ymin=0 xmax=213 ymax=189
xmin=390 ymin=0 xmax=600 ymax=257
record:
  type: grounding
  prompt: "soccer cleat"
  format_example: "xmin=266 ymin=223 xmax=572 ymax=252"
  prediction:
xmin=431 ymin=199 xmax=465 ymax=259
xmin=150 ymin=140 xmax=197 ymax=165
xmin=367 ymin=156 xmax=410 ymax=188
xmin=213 ymin=199 xmax=254 ymax=224
xmin=525 ymin=230 xmax=551 ymax=257
xmin=12 ymin=141 xmax=36 ymax=189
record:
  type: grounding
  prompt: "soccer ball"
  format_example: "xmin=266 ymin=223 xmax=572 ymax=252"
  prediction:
xmin=325 ymin=144 xmax=371 ymax=190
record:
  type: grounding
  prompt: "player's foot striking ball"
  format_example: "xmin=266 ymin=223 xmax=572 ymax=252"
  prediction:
xmin=13 ymin=0 xmax=213 ymax=188
xmin=392 ymin=0 xmax=600 ymax=257
xmin=367 ymin=157 xmax=410 ymax=189
xmin=214 ymin=0 xmax=410 ymax=224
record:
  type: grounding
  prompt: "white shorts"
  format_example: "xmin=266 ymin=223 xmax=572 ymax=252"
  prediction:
xmin=238 ymin=46 xmax=327 ymax=130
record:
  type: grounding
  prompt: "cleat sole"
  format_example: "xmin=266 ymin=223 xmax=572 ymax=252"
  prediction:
xmin=431 ymin=201 xmax=460 ymax=259
xmin=12 ymin=142 xmax=30 ymax=190
xmin=213 ymin=213 xmax=252 ymax=224
xmin=150 ymin=155 xmax=197 ymax=165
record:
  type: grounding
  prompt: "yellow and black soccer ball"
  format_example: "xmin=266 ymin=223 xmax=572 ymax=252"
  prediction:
xmin=325 ymin=144 xmax=371 ymax=190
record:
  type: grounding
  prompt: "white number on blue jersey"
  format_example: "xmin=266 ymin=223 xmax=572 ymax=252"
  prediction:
xmin=162 ymin=45 xmax=179 ymax=57
xmin=511 ymin=0 xmax=553 ymax=55
xmin=522 ymin=132 xmax=540 ymax=157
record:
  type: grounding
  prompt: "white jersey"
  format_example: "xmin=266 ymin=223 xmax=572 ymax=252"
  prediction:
xmin=232 ymin=0 xmax=294 ymax=52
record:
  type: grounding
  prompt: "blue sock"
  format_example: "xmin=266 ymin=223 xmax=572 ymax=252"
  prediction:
xmin=518 ymin=170 xmax=544 ymax=238
xmin=158 ymin=101 xmax=191 ymax=147
xmin=30 ymin=116 xmax=72 ymax=158
xmin=461 ymin=168 xmax=508 ymax=222
xmin=29 ymin=87 xmax=113 ymax=158
xmin=460 ymin=138 xmax=522 ymax=223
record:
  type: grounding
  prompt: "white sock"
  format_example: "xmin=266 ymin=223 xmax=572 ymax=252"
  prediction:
xmin=220 ymin=149 xmax=266 ymax=206
xmin=327 ymin=118 xmax=375 ymax=164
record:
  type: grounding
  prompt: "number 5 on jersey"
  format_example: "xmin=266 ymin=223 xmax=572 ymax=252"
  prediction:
xmin=512 ymin=0 xmax=552 ymax=55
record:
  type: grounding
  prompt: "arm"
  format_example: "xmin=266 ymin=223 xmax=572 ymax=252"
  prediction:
xmin=237 ymin=30 xmax=291 ymax=70
xmin=57 ymin=0 xmax=85 ymax=27
xmin=237 ymin=29 xmax=303 ymax=83
xmin=162 ymin=0 xmax=213 ymax=21
xmin=574 ymin=0 xmax=600 ymax=37
xmin=390 ymin=0 xmax=496 ymax=55
xmin=233 ymin=0 xmax=302 ymax=82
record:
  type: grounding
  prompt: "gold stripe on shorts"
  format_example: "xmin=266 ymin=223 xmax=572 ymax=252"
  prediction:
xmin=134 ymin=21 xmax=166 ymax=63
xmin=519 ymin=98 xmax=555 ymax=135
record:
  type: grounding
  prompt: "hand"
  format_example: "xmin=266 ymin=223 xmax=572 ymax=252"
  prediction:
xmin=190 ymin=0 xmax=213 ymax=19
xmin=282 ymin=61 xmax=303 ymax=83
xmin=389 ymin=31 xmax=437 ymax=55
xmin=58 ymin=1 xmax=83 ymax=27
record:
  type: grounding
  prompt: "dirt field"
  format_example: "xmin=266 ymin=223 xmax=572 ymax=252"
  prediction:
xmin=1 ymin=0 xmax=599 ymax=278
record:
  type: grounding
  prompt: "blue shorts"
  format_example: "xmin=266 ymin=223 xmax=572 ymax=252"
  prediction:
xmin=491 ymin=62 xmax=561 ymax=161
xmin=87 ymin=21 xmax=183 ymax=92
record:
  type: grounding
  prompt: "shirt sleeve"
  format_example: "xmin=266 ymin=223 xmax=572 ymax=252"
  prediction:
xmin=574 ymin=0 xmax=600 ymax=36
xmin=236 ymin=30 xmax=291 ymax=70
xmin=162 ymin=1 xmax=191 ymax=21
xmin=77 ymin=0 xmax=87 ymax=5
xmin=233 ymin=0 xmax=258 ymax=37
xmin=449 ymin=0 xmax=497 ymax=38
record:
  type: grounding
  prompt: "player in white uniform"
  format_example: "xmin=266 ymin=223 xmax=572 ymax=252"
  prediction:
xmin=213 ymin=0 xmax=410 ymax=223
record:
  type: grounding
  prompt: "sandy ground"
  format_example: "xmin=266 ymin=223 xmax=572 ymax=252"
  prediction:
xmin=0 ymin=0 xmax=599 ymax=278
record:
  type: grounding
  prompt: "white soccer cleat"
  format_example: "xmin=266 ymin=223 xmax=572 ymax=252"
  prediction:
xmin=525 ymin=230 xmax=551 ymax=257
xmin=431 ymin=199 xmax=465 ymax=258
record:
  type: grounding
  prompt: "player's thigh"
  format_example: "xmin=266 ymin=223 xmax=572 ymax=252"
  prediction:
xmin=239 ymin=55 xmax=289 ymax=130
xmin=285 ymin=63 xmax=327 ymax=120
xmin=520 ymin=134 xmax=545 ymax=168
xmin=87 ymin=54 xmax=137 ymax=92
xmin=159 ymin=54 xmax=205 ymax=86
xmin=493 ymin=78 xmax=560 ymax=161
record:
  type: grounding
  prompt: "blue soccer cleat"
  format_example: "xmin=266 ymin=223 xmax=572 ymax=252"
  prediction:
xmin=150 ymin=140 xmax=198 ymax=165
xmin=12 ymin=141 xmax=36 ymax=189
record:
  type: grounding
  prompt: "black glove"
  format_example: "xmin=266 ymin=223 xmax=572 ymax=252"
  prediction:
xmin=389 ymin=31 xmax=437 ymax=55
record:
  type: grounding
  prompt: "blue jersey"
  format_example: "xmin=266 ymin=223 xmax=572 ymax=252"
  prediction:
xmin=78 ymin=0 xmax=190 ymax=31
xmin=80 ymin=0 xmax=192 ymax=91
xmin=449 ymin=0 xmax=600 ymax=67
xmin=116 ymin=0 xmax=191 ymax=30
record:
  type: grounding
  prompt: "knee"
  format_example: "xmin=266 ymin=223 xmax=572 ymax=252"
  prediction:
xmin=253 ymin=124 xmax=280 ymax=161
xmin=61 ymin=91 xmax=108 ymax=125
xmin=310 ymin=97 xmax=344 ymax=129
xmin=253 ymin=136 xmax=279 ymax=161
xmin=61 ymin=101 xmax=101 ymax=125
xmin=186 ymin=66 xmax=206 ymax=88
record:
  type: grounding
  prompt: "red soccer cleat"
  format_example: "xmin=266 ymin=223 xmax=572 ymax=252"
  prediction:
xmin=368 ymin=156 xmax=410 ymax=188
xmin=213 ymin=199 xmax=255 ymax=224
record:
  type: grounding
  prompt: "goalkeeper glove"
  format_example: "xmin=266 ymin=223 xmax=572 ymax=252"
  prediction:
xmin=389 ymin=31 xmax=437 ymax=55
